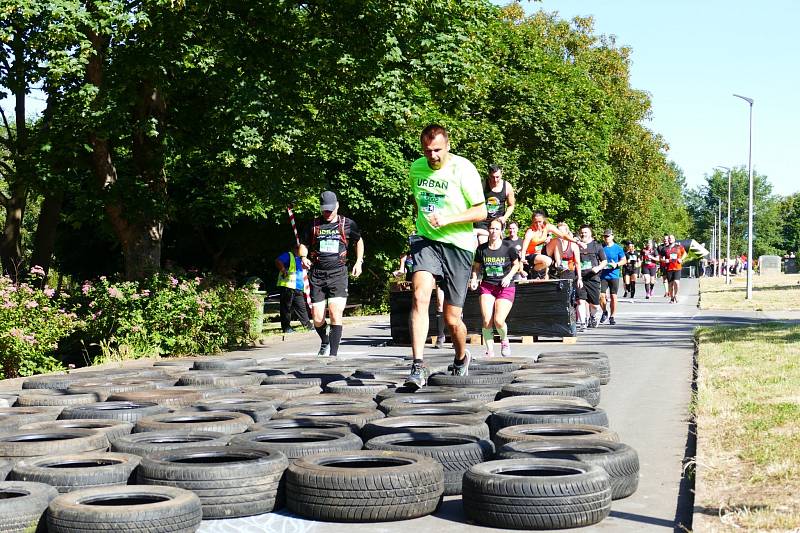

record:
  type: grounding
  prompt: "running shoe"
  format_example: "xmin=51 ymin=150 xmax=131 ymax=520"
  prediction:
xmin=434 ymin=335 xmax=446 ymax=349
xmin=645 ymin=293 xmax=650 ymax=300
xmin=451 ymin=350 xmax=471 ymax=376
xmin=404 ymin=360 xmax=429 ymax=389
xmin=608 ymin=316 xmax=616 ymax=325
xmin=317 ymin=344 xmax=330 ymax=357
xmin=587 ymin=316 xmax=598 ymax=329
xmin=600 ymin=311 xmax=609 ymax=324
xmin=576 ymin=322 xmax=585 ymax=333
xmin=500 ymin=340 xmax=511 ymax=357
xmin=623 ymin=291 xmax=628 ymax=298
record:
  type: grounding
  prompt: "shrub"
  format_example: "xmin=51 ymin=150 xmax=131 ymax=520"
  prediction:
xmin=0 ymin=267 xmax=79 ymax=379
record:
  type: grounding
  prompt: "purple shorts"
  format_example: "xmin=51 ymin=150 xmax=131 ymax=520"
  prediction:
xmin=479 ymin=281 xmax=516 ymax=301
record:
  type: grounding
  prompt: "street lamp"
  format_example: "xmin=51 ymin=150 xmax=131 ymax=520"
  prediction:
xmin=717 ymin=198 xmax=722 ymax=276
xmin=733 ymin=94 xmax=754 ymax=300
xmin=714 ymin=165 xmax=731 ymax=285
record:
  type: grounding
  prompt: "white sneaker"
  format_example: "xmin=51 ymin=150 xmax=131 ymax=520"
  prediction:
xmin=500 ymin=340 xmax=511 ymax=357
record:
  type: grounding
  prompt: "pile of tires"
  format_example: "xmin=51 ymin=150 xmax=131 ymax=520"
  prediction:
xmin=0 ymin=349 xmax=640 ymax=530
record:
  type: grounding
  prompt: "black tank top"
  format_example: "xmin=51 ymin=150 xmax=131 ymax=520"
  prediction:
xmin=484 ymin=180 xmax=507 ymax=220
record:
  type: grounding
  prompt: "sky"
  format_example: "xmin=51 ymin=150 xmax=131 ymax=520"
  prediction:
xmin=507 ymin=0 xmax=800 ymax=196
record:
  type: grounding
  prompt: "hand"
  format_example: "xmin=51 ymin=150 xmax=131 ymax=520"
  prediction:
xmin=392 ymin=270 xmax=403 ymax=277
xmin=577 ymin=278 xmax=584 ymax=289
xmin=426 ymin=212 xmax=448 ymax=229
xmin=351 ymin=260 xmax=363 ymax=278
xmin=577 ymin=241 xmax=588 ymax=250
xmin=470 ymin=277 xmax=479 ymax=291
xmin=501 ymin=275 xmax=513 ymax=288
xmin=301 ymin=257 xmax=312 ymax=269
xmin=497 ymin=216 xmax=506 ymax=225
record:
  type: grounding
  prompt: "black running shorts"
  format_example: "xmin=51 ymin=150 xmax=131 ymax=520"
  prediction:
xmin=601 ymin=278 xmax=620 ymax=295
xmin=310 ymin=264 xmax=349 ymax=303
xmin=665 ymin=270 xmax=682 ymax=282
xmin=577 ymin=277 xmax=600 ymax=305
xmin=411 ymin=236 xmax=473 ymax=308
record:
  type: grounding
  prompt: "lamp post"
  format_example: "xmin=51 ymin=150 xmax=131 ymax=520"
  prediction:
xmin=714 ymin=165 xmax=732 ymax=284
xmin=711 ymin=220 xmax=717 ymax=277
xmin=717 ymin=198 xmax=723 ymax=277
xmin=733 ymin=94 xmax=754 ymax=300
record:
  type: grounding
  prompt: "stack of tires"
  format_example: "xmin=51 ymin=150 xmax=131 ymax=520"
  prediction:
xmin=0 ymin=349 xmax=639 ymax=531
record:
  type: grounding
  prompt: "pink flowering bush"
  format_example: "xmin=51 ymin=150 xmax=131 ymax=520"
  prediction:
xmin=0 ymin=268 xmax=78 ymax=378
xmin=74 ymin=273 xmax=259 ymax=361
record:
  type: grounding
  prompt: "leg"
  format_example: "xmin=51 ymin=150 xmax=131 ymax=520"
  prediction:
xmin=279 ymin=287 xmax=293 ymax=332
xmin=410 ymin=270 xmax=435 ymax=361
xmin=326 ymin=297 xmax=346 ymax=356
xmin=479 ymin=292 xmax=496 ymax=357
xmin=546 ymin=240 xmax=561 ymax=268
xmin=534 ymin=254 xmax=553 ymax=278
xmin=444 ymin=302 xmax=468 ymax=362
xmin=629 ymin=275 xmax=636 ymax=298
xmin=494 ymin=297 xmax=514 ymax=356
xmin=293 ymin=289 xmax=312 ymax=329
xmin=435 ymin=286 xmax=446 ymax=345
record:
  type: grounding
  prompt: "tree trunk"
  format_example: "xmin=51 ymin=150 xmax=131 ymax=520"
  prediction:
xmin=29 ymin=191 xmax=64 ymax=278
xmin=0 ymin=184 xmax=26 ymax=280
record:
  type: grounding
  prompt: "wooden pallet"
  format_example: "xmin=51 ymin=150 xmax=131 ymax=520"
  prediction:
xmin=466 ymin=334 xmax=576 ymax=345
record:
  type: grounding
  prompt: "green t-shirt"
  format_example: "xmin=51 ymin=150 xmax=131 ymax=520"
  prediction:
xmin=409 ymin=154 xmax=484 ymax=252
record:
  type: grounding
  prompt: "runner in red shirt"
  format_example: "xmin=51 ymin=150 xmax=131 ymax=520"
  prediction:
xmin=664 ymin=235 xmax=687 ymax=303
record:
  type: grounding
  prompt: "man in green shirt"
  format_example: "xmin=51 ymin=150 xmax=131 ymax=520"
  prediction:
xmin=405 ymin=124 xmax=487 ymax=389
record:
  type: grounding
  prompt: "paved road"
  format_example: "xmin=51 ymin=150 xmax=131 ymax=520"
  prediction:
xmin=201 ymin=279 xmax=704 ymax=532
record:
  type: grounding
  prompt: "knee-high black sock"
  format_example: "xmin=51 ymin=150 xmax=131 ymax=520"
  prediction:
xmin=630 ymin=283 xmax=636 ymax=298
xmin=436 ymin=312 xmax=445 ymax=338
xmin=329 ymin=325 xmax=343 ymax=356
xmin=315 ymin=324 xmax=329 ymax=345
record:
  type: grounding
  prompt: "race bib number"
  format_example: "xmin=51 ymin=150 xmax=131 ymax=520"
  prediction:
xmin=561 ymin=259 xmax=571 ymax=269
xmin=670 ymin=253 xmax=678 ymax=260
xmin=320 ymin=239 xmax=340 ymax=254
xmin=419 ymin=191 xmax=444 ymax=214
xmin=485 ymin=265 xmax=504 ymax=278
xmin=580 ymin=260 xmax=592 ymax=270
xmin=628 ymin=255 xmax=637 ymax=261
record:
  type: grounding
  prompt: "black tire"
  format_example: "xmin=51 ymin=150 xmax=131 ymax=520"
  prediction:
xmin=0 ymin=459 xmax=11 ymax=480
xmin=365 ymin=432 xmax=494 ymax=495
xmin=463 ymin=360 xmax=523 ymax=373
xmin=18 ymin=419 xmax=134 ymax=442
xmin=379 ymin=394 xmax=485 ymax=414
xmin=0 ymin=481 xmax=58 ymax=532
xmin=60 ymin=401 xmax=169 ymax=422
xmin=67 ymin=379 xmax=174 ymax=401
xmin=286 ymin=450 xmax=444 ymax=522
xmin=46 ymin=484 xmax=202 ymax=532
xmin=500 ymin=378 xmax=598 ymax=406
xmin=494 ymin=424 xmax=619 ymax=447
xmin=177 ymin=371 xmax=263 ymax=388
xmin=275 ymin=405 xmax=384 ymax=429
xmin=230 ymin=428 xmax=363 ymax=459
xmin=535 ymin=352 xmax=611 ymax=384
xmin=107 ymin=388 xmax=204 ymax=408
xmin=486 ymin=395 xmax=591 ymax=414
xmin=0 ymin=429 xmax=109 ymax=462
xmin=513 ymin=367 xmax=591 ymax=380
xmin=279 ymin=394 xmax=376 ymax=411
xmin=325 ymin=379 xmax=399 ymax=399
xmin=110 ymin=430 xmax=232 ymax=455
xmin=16 ymin=390 xmax=101 ymax=407
xmin=376 ymin=385 xmax=472 ymax=402
xmin=496 ymin=439 xmax=639 ymax=499
xmin=428 ymin=371 xmax=515 ymax=388
xmin=361 ymin=415 xmax=490 ymax=441
xmin=243 ymin=383 xmax=322 ymax=399
xmin=134 ymin=411 xmax=253 ymax=434
xmin=254 ymin=417 xmax=357 ymax=433
xmin=259 ymin=375 xmax=323 ymax=386
xmin=0 ymin=406 xmax=63 ymax=432
xmin=11 ymin=452 xmax=140 ymax=493
xmin=192 ymin=357 xmax=255 ymax=370
xmin=190 ymin=397 xmax=278 ymax=423
xmin=137 ymin=446 xmax=289 ymax=519
xmin=462 ymin=458 xmax=611 ymax=529
xmin=292 ymin=367 xmax=353 ymax=386
xmin=386 ymin=405 xmax=490 ymax=423
xmin=491 ymin=404 xmax=609 ymax=432
xmin=22 ymin=372 xmax=107 ymax=390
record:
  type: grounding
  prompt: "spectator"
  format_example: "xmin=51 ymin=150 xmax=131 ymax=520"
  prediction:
xmin=275 ymin=244 xmax=312 ymax=334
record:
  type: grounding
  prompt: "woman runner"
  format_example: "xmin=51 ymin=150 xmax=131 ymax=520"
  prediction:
xmin=520 ymin=211 xmax=583 ymax=279
xmin=555 ymin=222 xmax=584 ymax=330
xmin=622 ymin=241 xmax=640 ymax=298
xmin=640 ymin=239 xmax=659 ymax=299
xmin=469 ymin=219 xmax=521 ymax=357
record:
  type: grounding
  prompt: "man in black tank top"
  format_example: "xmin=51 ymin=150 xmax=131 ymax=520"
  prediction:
xmin=474 ymin=164 xmax=516 ymax=244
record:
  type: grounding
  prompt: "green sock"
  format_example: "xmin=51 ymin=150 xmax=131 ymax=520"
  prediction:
xmin=498 ymin=324 xmax=508 ymax=341
xmin=482 ymin=327 xmax=495 ymax=354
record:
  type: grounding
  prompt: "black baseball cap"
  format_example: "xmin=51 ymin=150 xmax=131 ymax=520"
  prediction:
xmin=321 ymin=191 xmax=338 ymax=211
xmin=602 ymin=228 xmax=614 ymax=237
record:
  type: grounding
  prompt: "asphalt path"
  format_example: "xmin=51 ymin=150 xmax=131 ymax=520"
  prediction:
xmin=200 ymin=278 xmax=703 ymax=533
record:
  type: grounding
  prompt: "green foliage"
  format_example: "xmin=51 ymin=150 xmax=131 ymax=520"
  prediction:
xmin=781 ymin=194 xmax=800 ymax=255
xmin=0 ymin=266 xmax=77 ymax=378
xmin=73 ymin=273 xmax=258 ymax=363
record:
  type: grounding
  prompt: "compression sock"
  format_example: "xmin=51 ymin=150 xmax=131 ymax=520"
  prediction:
xmin=650 ymin=283 xmax=655 ymax=295
xmin=436 ymin=312 xmax=445 ymax=339
xmin=482 ymin=327 xmax=495 ymax=355
xmin=315 ymin=324 xmax=329 ymax=345
xmin=630 ymin=283 xmax=636 ymax=298
xmin=328 ymin=325 xmax=343 ymax=356
xmin=497 ymin=324 xmax=508 ymax=341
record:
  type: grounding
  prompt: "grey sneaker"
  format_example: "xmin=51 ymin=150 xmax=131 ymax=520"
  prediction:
xmin=404 ymin=360 xmax=429 ymax=389
xmin=600 ymin=311 xmax=609 ymax=324
xmin=434 ymin=336 xmax=446 ymax=349
xmin=587 ymin=316 xmax=598 ymax=329
xmin=608 ymin=316 xmax=616 ymax=325
xmin=317 ymin=344 xmax=330 ymax=357
xmin=451 ymin=350 xmax=471 ymax=376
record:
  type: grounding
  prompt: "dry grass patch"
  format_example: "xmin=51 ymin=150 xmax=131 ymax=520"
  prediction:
xmin=698 ymin=273 xmax=800 ymax=311
xmin=695 ymin=323 xmax=800 ymax=531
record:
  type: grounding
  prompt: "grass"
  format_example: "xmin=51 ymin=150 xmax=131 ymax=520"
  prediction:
xmin=698 ymin=273 xmax=800 ymax=311
xmin=695 ymin=322 xmax=800 ymax=531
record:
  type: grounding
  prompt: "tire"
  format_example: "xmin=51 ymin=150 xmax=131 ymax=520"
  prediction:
xmin=361 ymin=415 xmax=490 ymax=441
xmin=462 ymin=458 xmax=611 ymax=529
xmin=177 ymin=371 xmax=263 ymax=388
xmin=292 ymin=367 xmax=353 ymax=386
xmin=428 ymin=371 xmax=515 ymax=388
xmin=259 ymin=375 xmax=323 ymax=386
xmin=496 ymin=439 xmax=639 ymax=499
xmin=491 ymin=404 xmax=609 ymax=432
xmin=60 ymin=401 xmax=169 ymax=422
xmin=465 ymin=360 xmax=523 ymax=373
xmin=376 ymin=385 xmax=472 ymax=402
xmin=22 ymin=372 xmax=108 ymax=390
xmin=386 ymin=405 xmax=490 ymax=423
xmin=0 ymin=429 xmax=109 ymax=462
xmin=230 ymin=428 xmax=363 ymax=459
xmin=243 ymin=383 xmax=322 ymax=399
xmin=137 ymin=446 xmax=289 ymax=519
xmin=325 ymin=379 xmax=399 ymax=399
xmin=486 ymin=395 xmax=591 ymax=414
xmin=46 ymin=484 xmax=202 ymax=532
xmin=286 ymin=450 xmax=444 ymax=522
xmin=254 ymin=418 xmax=357 ymax=434
xmin=107 ymin=388 xmax=204 ymax=408
xmin=279 ymin=394 xmax=376 ymax=411
xmin=379 ymin=394 xmax=485 ymax=414
xmin=513 ymin=367 xmax=591 ymax=380
xmin=535 ymin=352 xmax=611 ymax=384
xmin=18 ymin=419 xmax=134 ymax=442
xmin=110 ymin=430 xmax=232 ymax=456
xmin=500 ymin=378 xmax=597 ymax=406
xmin=190 ymin=397 xmax=278 ymax=423
xmin=16 ymin=390 xmax=101 ymax=407
xmin=494 ymin=424 xmax=619 ymax=447
xmin=0 ymin=481 xmax=58 ymax=532
xmin=0 ymin=393 xmax=18 ymax=407
xmin=365 ymin=432 xmax=494 ymax=495
xmin=192 ymin=357 xmax=255 ymax=370
xmin=275 ymin=405 xmax=384 ymax=429
xmin=11 ymin=452 xmax=140 ymax=493
xmin=0 ymin=406 xmax=63 ymax=432
xmin=134 ymin=411 xmax=253 ymax=434
xmin=67 ymin=379 xmax=174 ymax=401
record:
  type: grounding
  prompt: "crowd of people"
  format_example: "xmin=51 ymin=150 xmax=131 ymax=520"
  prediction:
xmin=277 ymin=124 xmax=690 ymax=389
